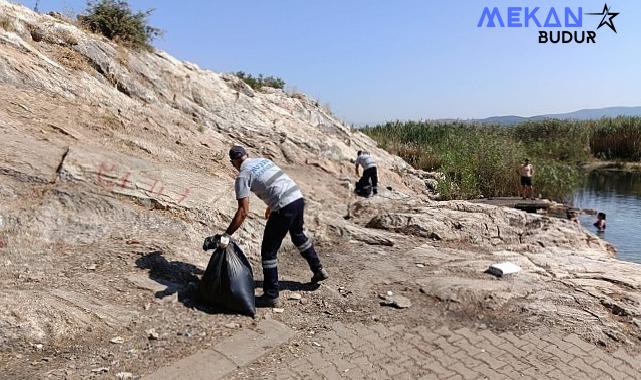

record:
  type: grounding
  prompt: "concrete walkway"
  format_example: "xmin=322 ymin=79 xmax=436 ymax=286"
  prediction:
xmin=227 ymin=321 xmax=641 ymax=379
xmin=143 ymin=320 xmax=294 ymax=380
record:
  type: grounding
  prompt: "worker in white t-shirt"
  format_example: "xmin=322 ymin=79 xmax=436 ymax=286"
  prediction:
xmin=211 ymin=146 xmax=328 ymax=308
xmin=355 ymin=151 xmax=378 ymax=196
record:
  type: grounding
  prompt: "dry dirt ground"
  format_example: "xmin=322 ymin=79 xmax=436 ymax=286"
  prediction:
xmin=2 ymin=230 xmax=640 ymax=379
xmin=0 ymin=232 xmax=432 ymax=379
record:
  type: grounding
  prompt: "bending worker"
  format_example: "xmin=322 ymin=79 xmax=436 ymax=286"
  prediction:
xmin=221 ymin=145 xmax=328 ymax=307
xmin=355 ymin=150 xmax=378 ymax=195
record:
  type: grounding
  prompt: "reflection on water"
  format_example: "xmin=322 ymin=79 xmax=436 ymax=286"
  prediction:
xmin=572 ymin=171 xmax=641 ymax=264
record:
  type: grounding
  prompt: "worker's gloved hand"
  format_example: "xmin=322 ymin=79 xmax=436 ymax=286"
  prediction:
xmin=202 ymin=233 xmax=231 ymax=251
xmin=217 ymin=233 xmax=231 ymax=249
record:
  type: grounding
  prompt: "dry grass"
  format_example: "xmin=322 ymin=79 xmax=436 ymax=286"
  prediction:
xmin=0 ymin=15 xmax=15 ymax=32
xmin=290 ymin=92 xmax=306 ymax=101
xmin=59 ymin=29 xmax=79 ymax=46
xmin=51 ymin=45 xmax=92 ymax=72
xmin=116 ymin=45 xmax=130 ymax=68
xmin=47 ymin=11 xmax=75 ymax=24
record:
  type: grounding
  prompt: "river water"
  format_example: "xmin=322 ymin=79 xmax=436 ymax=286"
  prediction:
xmin=572 ymin=171 xmax=641 ymax=264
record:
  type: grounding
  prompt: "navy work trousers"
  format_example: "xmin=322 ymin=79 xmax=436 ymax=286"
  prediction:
xmin=361 ymin=167 xmax=378 ymax=194
xmin=261 ymin=198 xmax=322 ymax=299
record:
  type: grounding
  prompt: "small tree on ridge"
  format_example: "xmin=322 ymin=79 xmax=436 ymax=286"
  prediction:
xmin=78 ymin=0 xmax=162 ymax=50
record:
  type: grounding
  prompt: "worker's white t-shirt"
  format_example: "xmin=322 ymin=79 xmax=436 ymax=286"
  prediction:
xmin=235 ymin=158 xmax=303 ymax=211
xmin=356 ymin=153 xmax=377 ymax=170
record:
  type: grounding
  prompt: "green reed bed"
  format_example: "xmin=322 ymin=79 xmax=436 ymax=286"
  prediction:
xmin=590 ymin=117 xmax=641 ymax=161
xmin=364 ymin=117 xmax=641 ymax=201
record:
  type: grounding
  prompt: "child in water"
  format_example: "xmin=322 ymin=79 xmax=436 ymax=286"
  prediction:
xmin=593 ymin=212 xmax=606 ymax=232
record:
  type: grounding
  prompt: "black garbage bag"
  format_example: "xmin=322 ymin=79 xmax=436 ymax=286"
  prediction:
xmin=355 ymin=178 xmax=372 ymax=198
xmin=198 ymin=236 xmax=255 ymax=316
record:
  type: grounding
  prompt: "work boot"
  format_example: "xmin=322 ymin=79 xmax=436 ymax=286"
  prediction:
xmin=311 ymin=268 xmax=329 ymax=283
xmin=255 ymin=295 xmax=281 ymax=308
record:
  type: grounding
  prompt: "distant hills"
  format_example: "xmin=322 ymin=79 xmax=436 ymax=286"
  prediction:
xmin=357 ymin=106 xmax=641 ymax=128
xmin=476 ymin=106 xmax=641 ymax=126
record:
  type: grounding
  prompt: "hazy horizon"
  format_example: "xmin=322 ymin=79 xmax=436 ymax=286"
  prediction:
xmin=356 ymin=105 xmax=641 ymax=126
xmin=16 ymin=0 xmax=641 ymax=124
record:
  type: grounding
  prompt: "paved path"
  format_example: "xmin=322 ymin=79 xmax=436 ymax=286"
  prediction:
xmin=143 ymin=320 xmax=294 ymax=380
xmin=228 ymin=321 xmax=641 ymax=379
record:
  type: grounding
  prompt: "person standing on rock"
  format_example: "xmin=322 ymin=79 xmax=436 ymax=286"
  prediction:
xmin=519 ymin=159 xmax=535 ymax=200
xmin=220 ymin=145 xmax=329 ymax=308
xmin=355 ymin=151 xmax=378 ymax=196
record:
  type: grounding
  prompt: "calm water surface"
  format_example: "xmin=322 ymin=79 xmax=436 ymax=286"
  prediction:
xmin=572 ymin=171 xmax=641 ymax=264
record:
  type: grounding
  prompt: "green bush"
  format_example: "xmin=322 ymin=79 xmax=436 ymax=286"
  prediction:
xmin=78 ymin=0 xmax=162 ymax=50
xmin=235 ymin=71 xmax=285 ymax=90
xmin=435 ymin=128 xmax=524 ymax=199
xmin=532 ymin=160 xmax=582 ymax=201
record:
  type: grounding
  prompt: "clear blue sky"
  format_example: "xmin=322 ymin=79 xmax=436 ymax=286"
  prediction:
xmin=18 ymin=0 xmax=641 ymax=124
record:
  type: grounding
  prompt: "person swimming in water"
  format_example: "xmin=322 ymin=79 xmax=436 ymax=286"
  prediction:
xmin=593 ymin=212 xmax=606 ymax=232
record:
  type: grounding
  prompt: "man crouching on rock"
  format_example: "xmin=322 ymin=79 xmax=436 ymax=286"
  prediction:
xmin=220 ymin=145 xmax=329 ymax=308
xmin=355 ymin=151 xmax=378 ymax=196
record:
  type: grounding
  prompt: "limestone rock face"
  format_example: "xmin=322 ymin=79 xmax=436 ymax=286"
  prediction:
xmin=0 ymin=0 xmax=639 ymax=354
xmin=365 ymin=200 xmax=612 ymax=252
xmin=0 ymin=0 xmax=421 ymax=347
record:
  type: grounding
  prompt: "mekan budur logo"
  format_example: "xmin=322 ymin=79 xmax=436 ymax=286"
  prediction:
xmin=478 ymin=3 xmax=619 ymax=44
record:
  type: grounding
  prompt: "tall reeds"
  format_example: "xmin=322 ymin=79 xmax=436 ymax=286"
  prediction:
xmin=363 ymin=117 xmax=641 ymax=201
xmin=590 ymin=117 xmax=641 ymax=161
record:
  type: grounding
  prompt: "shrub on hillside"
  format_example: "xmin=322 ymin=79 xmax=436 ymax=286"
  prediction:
xmin=78 ymin=0 xmax=162 ymax=50
xmin=235 ymin=71 xmax=285 ymax=90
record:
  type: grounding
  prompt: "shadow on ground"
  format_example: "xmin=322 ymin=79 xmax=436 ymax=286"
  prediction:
xmin=135 ymin=251 xmax=199 ymax=297
xmin=136 ymin=251 xmax=319 ymax=315
xmin=254 ymin=280 xmax=320 ymax=292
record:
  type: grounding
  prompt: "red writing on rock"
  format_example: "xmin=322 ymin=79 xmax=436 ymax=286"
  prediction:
xmin=95 ymin=161 xmax=191 ymax=204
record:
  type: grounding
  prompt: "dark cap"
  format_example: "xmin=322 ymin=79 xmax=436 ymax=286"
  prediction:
xmin=229 ymin=145 xmax=247 ymax=160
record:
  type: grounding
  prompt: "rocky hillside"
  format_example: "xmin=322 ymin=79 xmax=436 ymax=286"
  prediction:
xmin=0 ymin=1 xmax=428 ymax=253
xmin=1 ymin=2 xmax=640 ymax=378
xmin=0 ymin=0 xmax=425 ymax=345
